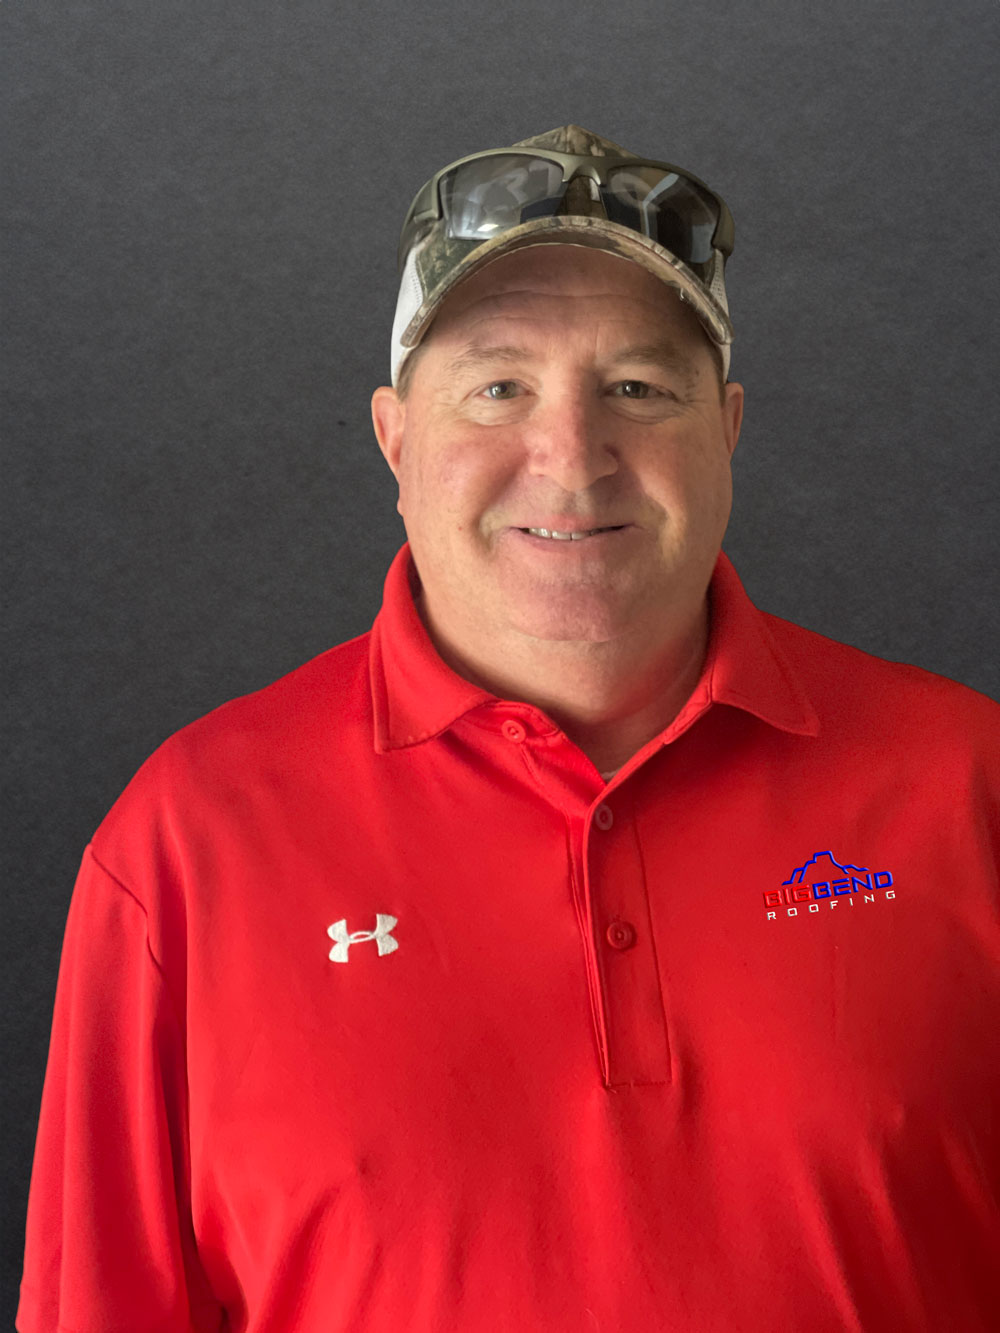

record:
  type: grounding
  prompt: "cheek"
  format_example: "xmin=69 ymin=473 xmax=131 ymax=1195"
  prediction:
xmin=700 ymin=446 xmax=733 ymax=507
xmin=654 ymin=437 xmax=734 ymax=539
xmin=394 ymin=432 xmax=448 ymax=524
xmin=654 ymin=431 xmax=731 ymax=496
xmin=398 ymin=433 xmax=517 ymax=531
xmin=692 ymin=455 xmax=733 ymax=528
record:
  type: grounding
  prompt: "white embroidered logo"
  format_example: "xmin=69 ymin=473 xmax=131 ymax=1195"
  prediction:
xmin=327 ymin=914 xmax=399 ymax=964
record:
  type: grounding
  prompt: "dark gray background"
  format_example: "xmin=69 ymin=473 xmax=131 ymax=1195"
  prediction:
xmin=3 ymin=0 xmax=997 ymax=1319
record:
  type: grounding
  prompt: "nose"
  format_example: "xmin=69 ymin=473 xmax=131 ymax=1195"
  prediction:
xmin=524 ymin=393 xmax=619 ymax=493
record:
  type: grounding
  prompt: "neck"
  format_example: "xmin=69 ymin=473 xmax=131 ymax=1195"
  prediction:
xmin=420 ymin=599 xmax=710 ymax=774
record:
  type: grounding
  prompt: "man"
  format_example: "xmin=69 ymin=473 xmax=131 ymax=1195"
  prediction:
xmin=19 ymin=125 xmax=1000 ymax=1331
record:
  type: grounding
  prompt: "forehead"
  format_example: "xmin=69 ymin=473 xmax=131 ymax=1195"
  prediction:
xmin=426 ymin=244 xmax=706 ymax=348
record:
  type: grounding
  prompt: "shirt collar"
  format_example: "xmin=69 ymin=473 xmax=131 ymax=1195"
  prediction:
xmin=370 ymin=545 xmax=495 ymax=753
xmin=673 ymin=550 xmax=820 ymax=742
xmin=370 ymin=544 xmax=818 ymax=754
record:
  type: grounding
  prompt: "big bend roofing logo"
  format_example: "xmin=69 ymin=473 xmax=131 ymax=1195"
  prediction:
xmin=764 ymin=851 xmax=896 ymax=921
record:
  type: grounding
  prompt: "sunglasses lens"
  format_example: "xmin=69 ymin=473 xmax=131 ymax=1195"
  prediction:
xmin=601 ymin=167 xmax=719 ymax=277
xmin=440 ymin=154 xmax=566 ymax=239
xmin=435 ymin=155 xmax=721 ymax=280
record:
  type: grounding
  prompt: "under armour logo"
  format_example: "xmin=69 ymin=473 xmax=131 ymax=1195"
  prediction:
xmin=327 ymin=914 xmax=399 ymax=964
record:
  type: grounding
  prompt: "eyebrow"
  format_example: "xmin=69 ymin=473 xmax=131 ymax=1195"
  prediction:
xmin=442 ymin=345 xmax=533 ymax=377
xmin=442 ymin=339 xmax=698 ymax=381
xmin=610 ymin=341 xmax=698 ymax=377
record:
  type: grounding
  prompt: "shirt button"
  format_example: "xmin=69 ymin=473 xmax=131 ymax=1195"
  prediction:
xmin=606 ymin=921 xmax=636 ymax=950
xmin=501 ymin=719 xmax=527 ymax=743
xmin=594 ymin=803 xmax=614 ymax=830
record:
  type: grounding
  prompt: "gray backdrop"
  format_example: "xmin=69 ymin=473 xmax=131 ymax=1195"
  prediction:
xmin=3 ymin=0 xmax=997 ymax=1319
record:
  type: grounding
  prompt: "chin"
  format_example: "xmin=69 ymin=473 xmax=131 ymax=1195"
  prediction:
xmin=505 ymin=594 xmax=637 ymax=646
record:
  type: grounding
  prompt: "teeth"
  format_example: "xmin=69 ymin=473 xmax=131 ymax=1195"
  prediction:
xmin=526 ymin=527 xmax=604 ymax=540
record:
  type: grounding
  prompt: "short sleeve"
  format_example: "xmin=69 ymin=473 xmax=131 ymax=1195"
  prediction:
xmin=17 ymin=847 xmax=223 ymax=1333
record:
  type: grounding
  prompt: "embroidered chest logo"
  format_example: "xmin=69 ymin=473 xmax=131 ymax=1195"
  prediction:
xmin=327 ymin=914 xmax=399 ymax=963
xmin=763 ymin=851 xmax=896 ymax=921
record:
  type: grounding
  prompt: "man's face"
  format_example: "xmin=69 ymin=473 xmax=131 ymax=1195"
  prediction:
xmin=372 ymin=246 xmax=743 ymax=667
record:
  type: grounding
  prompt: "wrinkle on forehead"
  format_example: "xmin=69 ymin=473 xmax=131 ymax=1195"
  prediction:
xmin=433 ymin=256 xmax=691 ymax=330
xmin=467 ymin=243 xmax=689 ymax=310
xmin=439 ymin=293 xmax=691 ymax=350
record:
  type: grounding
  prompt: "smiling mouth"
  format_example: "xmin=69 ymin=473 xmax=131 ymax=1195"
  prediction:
xmin=520 ymin=526 xmax=625 ymax=541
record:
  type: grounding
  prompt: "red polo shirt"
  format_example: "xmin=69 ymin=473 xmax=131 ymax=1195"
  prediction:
xmin=19 ymin=547 xmax=1000 ymax=1332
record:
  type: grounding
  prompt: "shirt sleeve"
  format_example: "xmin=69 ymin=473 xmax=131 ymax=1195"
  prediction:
xmin=17 ymin=847 xmax=224 ymax=1333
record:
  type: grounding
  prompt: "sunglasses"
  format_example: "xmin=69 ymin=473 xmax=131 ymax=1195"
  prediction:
xmin=398 ymin=148 xmax=734 ymax=281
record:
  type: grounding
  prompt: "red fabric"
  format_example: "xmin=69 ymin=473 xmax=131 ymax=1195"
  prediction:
xmin=19 ymin=547 xmax=1000 ymax=1332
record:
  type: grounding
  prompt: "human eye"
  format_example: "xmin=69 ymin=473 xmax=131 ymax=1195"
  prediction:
xmin=611 ymin=380 xmax=659 ymax=399
xmin=481 ymin=380 xmax=522 ymax=400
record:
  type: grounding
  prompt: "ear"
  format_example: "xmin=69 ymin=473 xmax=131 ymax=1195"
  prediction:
xmin=721 ymin=381 xmax=744 ymax=459
xmin=371 ymin=386 xmax=405 ymax=479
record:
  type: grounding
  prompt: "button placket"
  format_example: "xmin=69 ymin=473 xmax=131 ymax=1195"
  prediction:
xmin=605 ymin=920 xmax=636 ymax=950
xmin=584 ymin=784 xmax=671 ymax=1085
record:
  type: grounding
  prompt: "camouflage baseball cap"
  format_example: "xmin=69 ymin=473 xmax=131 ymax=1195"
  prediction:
xmin=390 ymin=124 xmax=735 ymax=386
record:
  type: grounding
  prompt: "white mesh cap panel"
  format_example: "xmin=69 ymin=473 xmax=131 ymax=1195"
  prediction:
xmin=390 ymin=248 xmax=426 ymax=385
